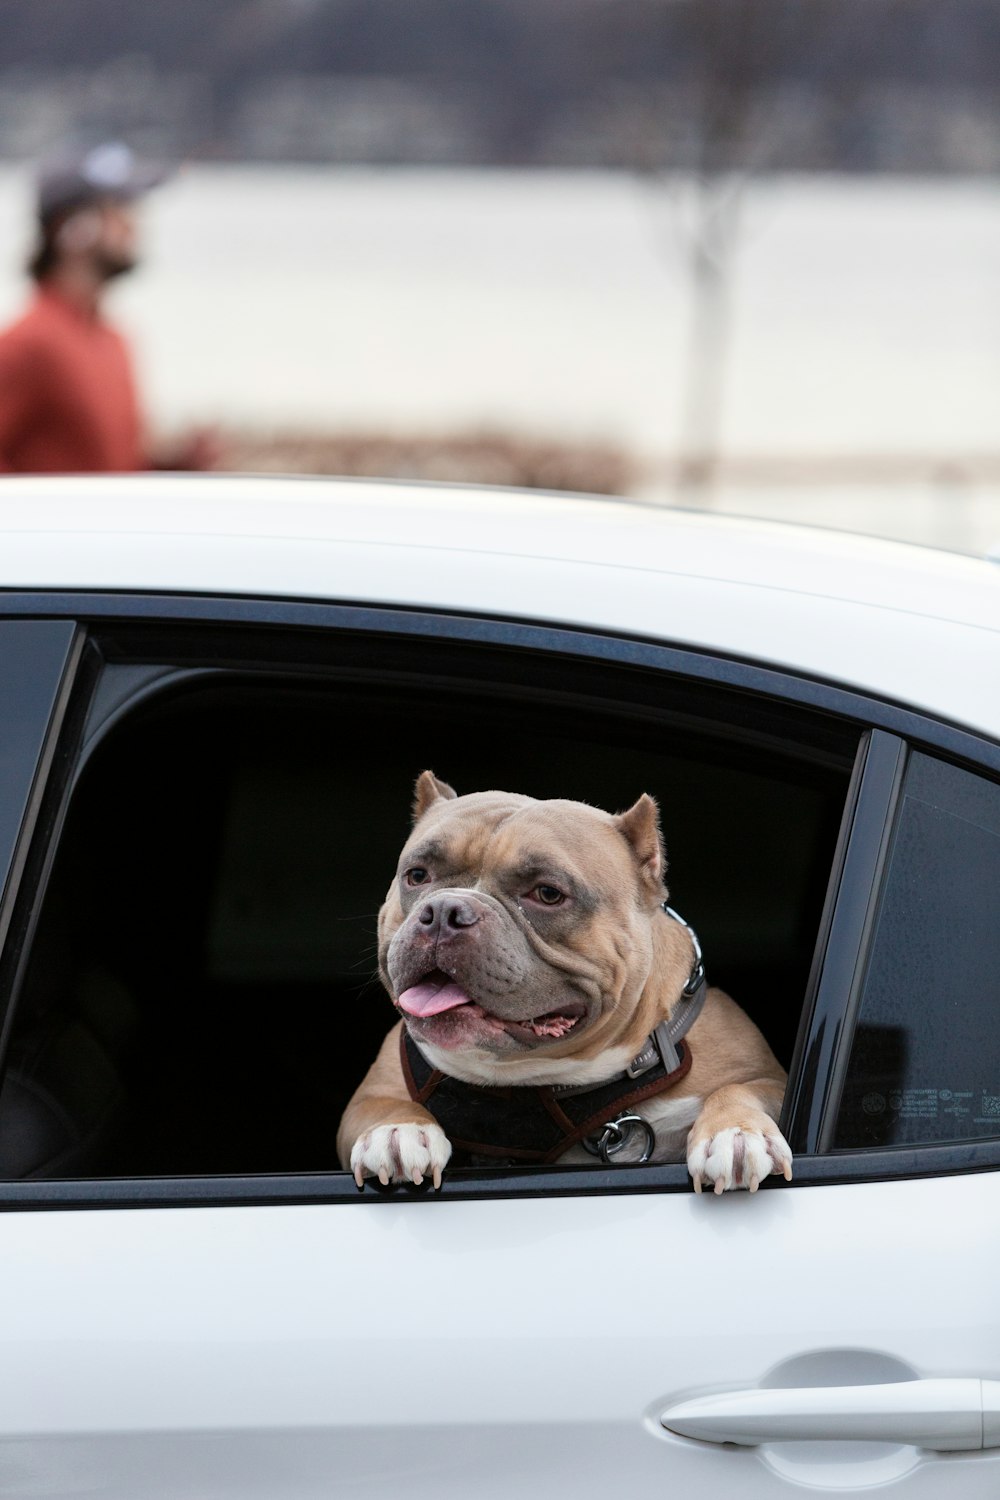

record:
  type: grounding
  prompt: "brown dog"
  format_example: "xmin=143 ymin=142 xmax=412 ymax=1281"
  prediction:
xmin=337 ymin=772 xmax=792 ymax=1193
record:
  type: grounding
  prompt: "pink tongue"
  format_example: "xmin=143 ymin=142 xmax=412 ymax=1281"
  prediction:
xmin=398 ymin=979 xmax=472 ymax=1017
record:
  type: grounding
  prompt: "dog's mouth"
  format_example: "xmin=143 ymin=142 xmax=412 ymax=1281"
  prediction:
xmin=397 ymin=969 xmax=586 ymax=1044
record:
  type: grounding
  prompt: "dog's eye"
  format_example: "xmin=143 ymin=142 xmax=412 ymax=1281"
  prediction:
xmin=533 ymin=884 xmax=565 ymax=906
xmin=404 ymin=866 xmax=430 ymax=887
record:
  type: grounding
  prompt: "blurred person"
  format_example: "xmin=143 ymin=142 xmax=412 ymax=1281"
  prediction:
xmin=0 ymin=142 xmax=218 ymax=474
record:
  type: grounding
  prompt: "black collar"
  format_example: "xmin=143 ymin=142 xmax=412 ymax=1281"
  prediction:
xmin=552 ymin=903 xmax=706 ymax=1098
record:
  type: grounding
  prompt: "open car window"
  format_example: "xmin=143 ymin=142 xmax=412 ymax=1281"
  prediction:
xmin=0 ymin=620 xmax=855 ymax=1187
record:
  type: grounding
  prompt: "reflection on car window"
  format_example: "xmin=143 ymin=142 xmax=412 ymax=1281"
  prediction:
xmin=835 ymin=752 xmax=1000 ymax=1150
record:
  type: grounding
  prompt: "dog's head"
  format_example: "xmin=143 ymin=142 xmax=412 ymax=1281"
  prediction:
xmin=377 ymin=771 xmax=695 ymax=1085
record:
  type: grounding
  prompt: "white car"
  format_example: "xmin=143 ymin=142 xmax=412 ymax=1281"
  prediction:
xmin=0 ymin=474 xmax=998 ymax=1499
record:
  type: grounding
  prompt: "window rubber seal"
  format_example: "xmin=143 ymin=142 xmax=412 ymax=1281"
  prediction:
xmin=0 ymin=1137 xmax=998 ymax=1211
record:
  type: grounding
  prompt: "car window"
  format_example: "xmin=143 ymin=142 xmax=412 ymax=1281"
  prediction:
xmin=0 ymin=628 xmax=854 ymax=1183
xmin=0 ymin=621 xmax=79 ymax=910
xmin=834 ymin=751 xmax=1000 ymax=1150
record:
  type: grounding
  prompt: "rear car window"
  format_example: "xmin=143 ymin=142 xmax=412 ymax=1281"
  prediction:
xmin=834 ymin=752 xmax=1000 ymax=1149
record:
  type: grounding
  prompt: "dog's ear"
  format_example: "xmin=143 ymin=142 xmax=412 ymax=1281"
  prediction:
xmin=412 ymin=770 xmax=458 ymax=822
xmin=613 ymin=793 xmax=666 ymax=894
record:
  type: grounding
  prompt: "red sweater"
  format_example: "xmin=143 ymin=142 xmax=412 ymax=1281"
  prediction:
xmin=0 ymin=287 xmax=144 ymax=473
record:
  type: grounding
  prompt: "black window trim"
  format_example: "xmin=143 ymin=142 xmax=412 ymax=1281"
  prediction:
xmin=1 ymin=1140 xmax=1000 ymax=1212
xmin=782 ymin=728 xmax=911 ymax=1155
xmin=0 ymin=622 xmax=83 ymax=960
xmin=1 ymin=589 xmax=997 ymax=776
xmin=0 ymin=589 xmax=997 ymax=1209
xmin=0 ymin=622 xmax=87 ymax=1084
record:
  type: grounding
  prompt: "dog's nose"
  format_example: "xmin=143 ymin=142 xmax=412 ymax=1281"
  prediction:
xmin=417 ymin=893 xmax=482 ymax=934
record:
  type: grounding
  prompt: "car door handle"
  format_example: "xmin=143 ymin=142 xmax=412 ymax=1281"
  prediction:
xmin=661 ymin=1378 xmax=1000 ymax=1452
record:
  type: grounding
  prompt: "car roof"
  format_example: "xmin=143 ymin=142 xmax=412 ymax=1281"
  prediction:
xmin=1 ymin=474 xmax=997 ymax=739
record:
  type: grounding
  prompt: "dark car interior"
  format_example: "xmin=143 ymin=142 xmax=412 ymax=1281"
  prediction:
xmin=0 ymin=635 xmax=858 ymax=1179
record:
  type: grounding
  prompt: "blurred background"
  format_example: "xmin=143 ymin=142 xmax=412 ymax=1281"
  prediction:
xmin=1 ymin=0 xmax=999 ymax=553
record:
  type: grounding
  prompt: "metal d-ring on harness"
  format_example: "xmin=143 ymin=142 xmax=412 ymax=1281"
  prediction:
xmin=584 ymin=903 xmax=708 ymax=1165
xmin=588 ymin=1112 xmax=658 ymax=1164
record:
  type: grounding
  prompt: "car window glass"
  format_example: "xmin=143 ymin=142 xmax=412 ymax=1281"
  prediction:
xmin=0 ymin=621 xmax=78 ymax=905
xmin=834 ymin=752 xmax=1000 ymax=1149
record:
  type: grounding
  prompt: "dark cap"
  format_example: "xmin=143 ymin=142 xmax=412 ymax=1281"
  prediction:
xmin=36 ymin=142 xmax=170 ymax=224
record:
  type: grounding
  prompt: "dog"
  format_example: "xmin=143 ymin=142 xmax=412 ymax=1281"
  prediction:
xmin=337 ymin=772 xmax=793 ymax=1194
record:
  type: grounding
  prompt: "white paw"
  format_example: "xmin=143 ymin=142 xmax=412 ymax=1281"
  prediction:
xmin=687 ymin=1125 xmax=793 ymax=1194
xmin=350 ymin=1122 xmax=452 ymax=1189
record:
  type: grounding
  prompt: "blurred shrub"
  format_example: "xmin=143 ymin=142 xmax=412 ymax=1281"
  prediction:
xmin=217 ymin=428 xmax=632 ymax=495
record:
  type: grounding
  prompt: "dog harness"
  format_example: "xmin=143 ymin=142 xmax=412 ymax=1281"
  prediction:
xmin=401 ymin=904 xmax=707 ymax=1167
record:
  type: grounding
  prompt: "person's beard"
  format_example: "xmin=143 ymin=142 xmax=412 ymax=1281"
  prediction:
xmin=94 ymin=247 xmax=138 ymax=281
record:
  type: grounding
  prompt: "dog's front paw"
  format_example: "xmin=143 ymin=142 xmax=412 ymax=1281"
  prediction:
xmin=687 ymin=1124 xmax=793 ymax=1195
xmin=350 ymin=1122 xmax=452 ymax=1190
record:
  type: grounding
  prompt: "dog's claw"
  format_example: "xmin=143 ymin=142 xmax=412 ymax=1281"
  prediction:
xmin=688 ymin=1122 xmax=794 ymax=1195
xmin=350 ymin=1122 xmax=452 ymax=1189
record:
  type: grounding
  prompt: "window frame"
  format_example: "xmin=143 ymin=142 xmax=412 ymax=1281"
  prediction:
xmin=0 ymin=588 xmax=998 ymax=1208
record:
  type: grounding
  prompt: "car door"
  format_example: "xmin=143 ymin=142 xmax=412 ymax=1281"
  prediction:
xmin=0 ymin=608 xmax=997 ymax=1500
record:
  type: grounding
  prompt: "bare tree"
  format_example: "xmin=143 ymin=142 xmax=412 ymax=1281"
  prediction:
xmin=644 ymin=0 xmax=803 ymax=500
xmin=640 ymin=0 xmax=857 ymax=503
